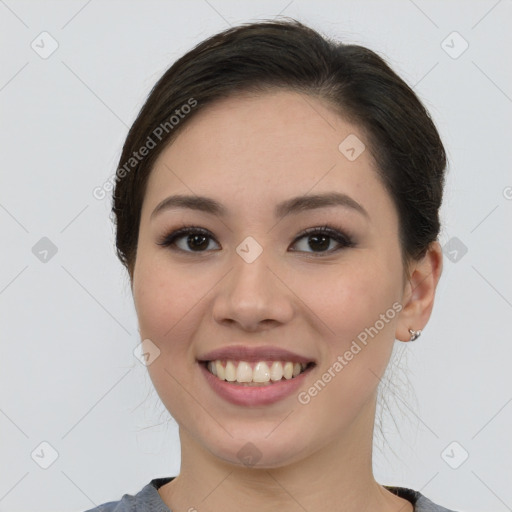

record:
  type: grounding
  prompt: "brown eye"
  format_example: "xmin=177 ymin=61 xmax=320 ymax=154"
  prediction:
xmin=290 ymin=226 xmax=355 ymax=255
xmin=157 ymin=227 xmax=219 ymax=253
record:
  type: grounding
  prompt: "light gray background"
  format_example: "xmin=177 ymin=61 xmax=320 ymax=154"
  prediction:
xmin=1 ymin=1 xmax=511 ymax=511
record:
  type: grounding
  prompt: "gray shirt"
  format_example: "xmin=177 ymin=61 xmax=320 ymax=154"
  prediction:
xmin=83 ymin=477 xmax=459 ymax=511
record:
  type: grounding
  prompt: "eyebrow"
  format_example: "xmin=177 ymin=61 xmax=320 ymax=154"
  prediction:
xmin=150 ymin=192 xmax=369 ymax=221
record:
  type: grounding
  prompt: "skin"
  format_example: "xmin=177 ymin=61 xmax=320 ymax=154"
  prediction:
xmin=131 ymin=90 xmax=443 ymax=512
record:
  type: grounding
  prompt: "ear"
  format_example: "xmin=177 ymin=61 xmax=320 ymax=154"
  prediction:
xmin=395 ymin=241 xmax=443 ymax=342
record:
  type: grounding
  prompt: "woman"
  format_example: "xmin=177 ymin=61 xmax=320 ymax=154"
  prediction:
xmin=86 ymin=18 xmax=457 ymax=512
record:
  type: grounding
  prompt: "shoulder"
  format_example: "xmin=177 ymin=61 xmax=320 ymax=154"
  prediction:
xmin=82 ymin=477 xmax=174 ymax=512
xmin=384 ymin=485 xmax=460 ymax=512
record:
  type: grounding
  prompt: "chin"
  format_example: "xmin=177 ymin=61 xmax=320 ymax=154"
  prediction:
xmin=204 ymin=432 xmax=313 ymax=470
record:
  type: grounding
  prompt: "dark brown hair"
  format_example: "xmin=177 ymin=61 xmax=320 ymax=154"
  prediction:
xmin=111 ymin=18 xmax=446 ymax=281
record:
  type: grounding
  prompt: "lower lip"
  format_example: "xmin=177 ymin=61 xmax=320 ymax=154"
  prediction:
xmin=199 ymin=362 xmax=313 ymax=406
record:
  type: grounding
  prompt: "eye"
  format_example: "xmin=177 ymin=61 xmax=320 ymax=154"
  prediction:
xmin=290 ymin=225 xmax=356 ymax=255
xmin=157 ymin=226 xmax=220 ymax=253
xmin=156 ymin=224 xmax=356 ymax=255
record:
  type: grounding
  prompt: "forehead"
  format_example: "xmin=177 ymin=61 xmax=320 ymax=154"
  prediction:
xmin=171 ymin=89 xmax=360 ymax=164
xmin=142 ymin=90 xmax=396 ymax=228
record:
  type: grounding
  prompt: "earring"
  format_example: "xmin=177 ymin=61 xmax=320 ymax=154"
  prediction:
xmin=408 ymin=328 xmax=422 ymax=341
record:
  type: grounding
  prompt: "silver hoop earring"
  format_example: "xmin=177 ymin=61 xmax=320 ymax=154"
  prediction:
xmin=408 ymin=328 xmax=422 ymax=341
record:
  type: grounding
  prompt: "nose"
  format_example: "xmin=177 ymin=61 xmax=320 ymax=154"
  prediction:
xmin=212 ymin=248 xmax=294 ymax=332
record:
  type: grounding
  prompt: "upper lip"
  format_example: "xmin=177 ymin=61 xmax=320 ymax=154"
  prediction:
xmin=198 ymin=345 xmax=316 ymax=364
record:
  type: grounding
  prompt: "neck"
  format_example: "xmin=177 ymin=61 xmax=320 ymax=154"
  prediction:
xmin=158 ymin=396 xmax=412 ymax=512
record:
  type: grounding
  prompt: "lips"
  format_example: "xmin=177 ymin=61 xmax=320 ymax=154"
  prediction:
xmin=197 ymin=345 xmax=317 ymax=406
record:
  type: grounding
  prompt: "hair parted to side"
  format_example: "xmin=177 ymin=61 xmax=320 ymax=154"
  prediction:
xmin=111 ymin=18 xmax=447 ymax=282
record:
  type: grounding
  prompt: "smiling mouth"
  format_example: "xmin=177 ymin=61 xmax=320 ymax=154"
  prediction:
xmin=202 ymin=360 xmax=315 ymax=386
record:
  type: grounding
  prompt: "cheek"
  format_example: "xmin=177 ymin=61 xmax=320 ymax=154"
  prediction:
xmin=297 ymin=254 xmax=401 ymax=403
xmin=133 ymin=251 xmax=199 ymax=339
xmin=300 ymin=257 xmax=400 ymax=341
xmin=133 ymin=257 xmax=208 ymax=422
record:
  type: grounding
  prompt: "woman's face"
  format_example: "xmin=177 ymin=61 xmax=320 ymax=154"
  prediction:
xmin=132 ymin=90 xmax=410 ymax=467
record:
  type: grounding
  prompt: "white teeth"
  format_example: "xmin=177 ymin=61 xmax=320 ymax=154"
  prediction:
xmin=270 ymin=361 xmax=283 ymax=381
xmin=225 ymin=360 xmax=236 ymax=382
xmin=215 ymin=360 xmax=225 ymax=380
xmin=283 ymin=362 xmax=293 ymax=379
xmin=206 ymin=359 xmax=309 ymax=384
xmin=208 ymin=361 xmax=217 ymax=376
xmin=236 ymin=361 xmax=252 ymax=382
xmin=253 ymin=362 xmax=270 ymax=382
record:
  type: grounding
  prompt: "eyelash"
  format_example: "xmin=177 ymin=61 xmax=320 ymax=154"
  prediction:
xmin=156 ymin=223 xmax=356 ymax=257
